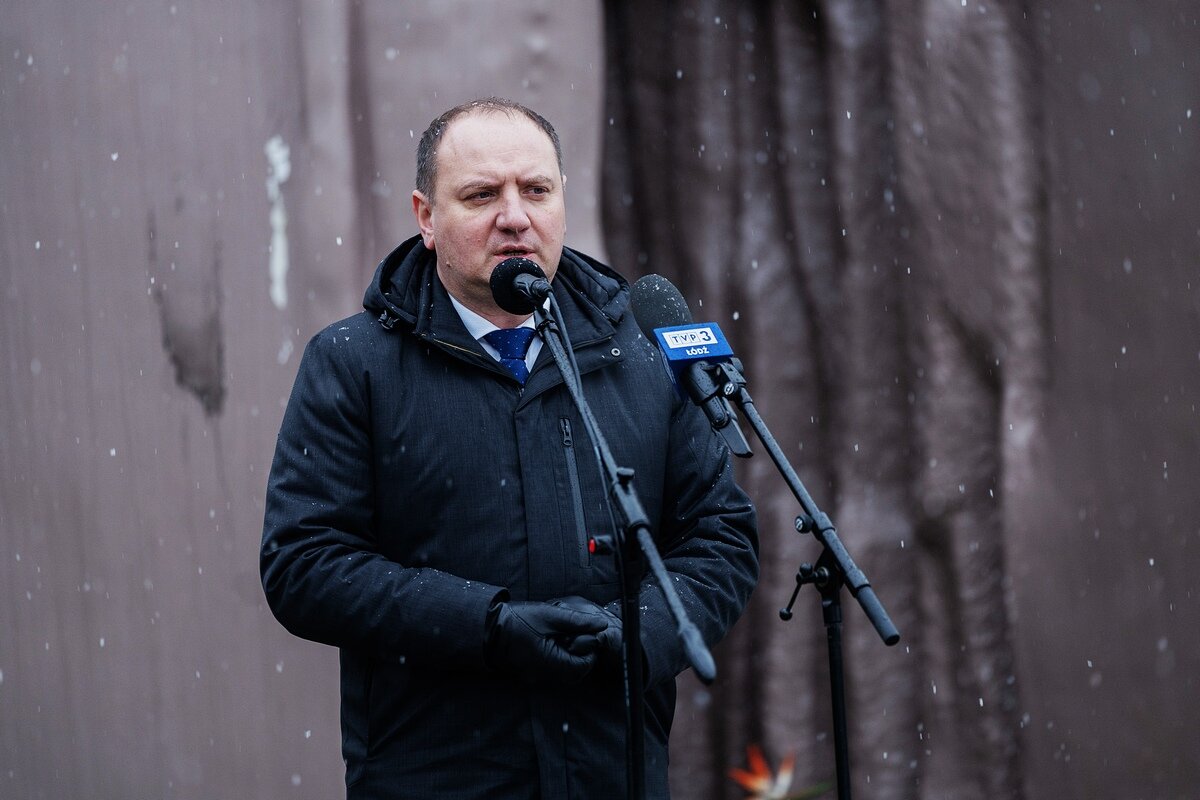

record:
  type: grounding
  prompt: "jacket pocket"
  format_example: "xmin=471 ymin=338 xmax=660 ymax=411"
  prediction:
xmin=560 ymin=417 xmax=591 ymax=567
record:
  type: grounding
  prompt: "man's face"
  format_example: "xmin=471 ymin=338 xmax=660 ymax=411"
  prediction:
xmin=413 ymin=111 xmax=566 ymax=320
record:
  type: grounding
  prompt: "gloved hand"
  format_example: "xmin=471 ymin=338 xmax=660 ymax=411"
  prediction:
xmin=550 ymin=596 xmax=623 ymax=677
xmin=485 ymin=599 xmax=609 ymax=684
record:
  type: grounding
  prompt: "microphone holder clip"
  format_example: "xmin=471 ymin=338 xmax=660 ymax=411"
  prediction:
xmin=686 ymin=360 xmax=752 ymax=457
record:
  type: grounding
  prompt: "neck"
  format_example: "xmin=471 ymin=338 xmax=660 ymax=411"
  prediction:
xmin=447 ymin=289 xmax=533 ymax=330
xmin=436 ymin=266 xmax=536 ymax=329
xmin=476 ymin=306 xmax=533 ymax=329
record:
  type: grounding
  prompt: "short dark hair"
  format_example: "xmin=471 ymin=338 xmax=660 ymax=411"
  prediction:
xmin=415 ymin=97 xmax=563 ymax=201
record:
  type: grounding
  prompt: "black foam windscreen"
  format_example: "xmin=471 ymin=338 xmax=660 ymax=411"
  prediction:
xmin=490 ymin=257 xmax=547 ymax=315
xmin=630 ymin=274 xmax=693 ymax=338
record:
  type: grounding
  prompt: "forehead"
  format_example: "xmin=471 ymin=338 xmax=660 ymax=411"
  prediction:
xmin=435 ymin=111 xmax=559 ymax=188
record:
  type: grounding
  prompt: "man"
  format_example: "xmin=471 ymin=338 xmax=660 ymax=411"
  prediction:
xmin=261 ymin=98 xmax=758 ymax=799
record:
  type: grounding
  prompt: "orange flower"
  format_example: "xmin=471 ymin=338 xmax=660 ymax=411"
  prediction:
xmin=728 ymin=744 xmax=796 ymax=800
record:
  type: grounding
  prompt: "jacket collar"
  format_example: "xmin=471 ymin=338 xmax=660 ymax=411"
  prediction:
xmin=363 ymin=235 xmax=631 ymax=385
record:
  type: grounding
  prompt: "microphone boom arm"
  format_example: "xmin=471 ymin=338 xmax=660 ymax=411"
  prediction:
xmin=699 ymin=359 xmax=899 ymax=644
xmin=700 ymin=358 xmax=898 ymax=800
xmin=533 ymin=299 xmax=717 ymax=800
xmin=683 ymin=361 xmax=752 ymax=457
xmin=629 ymin=272 xmax=897 ymax=800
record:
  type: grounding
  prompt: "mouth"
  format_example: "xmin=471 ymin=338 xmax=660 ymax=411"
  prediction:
xmin=495 ymin=247 xmax=534 ymax=261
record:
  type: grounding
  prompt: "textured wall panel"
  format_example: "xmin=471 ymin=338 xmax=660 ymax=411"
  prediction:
xmin=0 ymin=2 xmax=603 ymax=797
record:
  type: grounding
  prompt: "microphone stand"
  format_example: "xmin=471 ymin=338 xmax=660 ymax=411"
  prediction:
xmin=699 ymin=360 xmax=900 ymax=800
xmin=533 ymin=298 xmax=717 ymax=800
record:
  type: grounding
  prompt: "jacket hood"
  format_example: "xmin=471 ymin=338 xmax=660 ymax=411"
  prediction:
xmin=363 ymin=235 xmax=630 ymax=334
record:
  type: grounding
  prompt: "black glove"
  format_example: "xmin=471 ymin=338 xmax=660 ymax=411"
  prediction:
xmin=485 ymin=599 xmax=609 ymax=684
xmin=550 ymin=596 xmax=623 ymax=677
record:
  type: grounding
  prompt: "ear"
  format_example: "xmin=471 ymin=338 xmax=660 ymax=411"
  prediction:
xmin=560 ymin=174 xmax=568 ymax=235
xmin=412 ymin=190 xmax=435 ymax=249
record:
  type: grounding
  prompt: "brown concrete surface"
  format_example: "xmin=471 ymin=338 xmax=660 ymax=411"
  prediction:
xmin=0 ymin=2 xmax=603 ymax=797
xmin=601 ymin=2 xmax=1199 ymax=798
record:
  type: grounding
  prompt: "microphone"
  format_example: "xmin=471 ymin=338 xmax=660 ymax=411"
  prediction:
xmin=630 ymin=275 xmax=752 ymax=457
xmin=490 ymin=257 xmax=552 ymax=315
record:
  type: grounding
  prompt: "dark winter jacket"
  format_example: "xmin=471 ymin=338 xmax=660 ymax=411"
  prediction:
xmin=261 ymin=236 xmax=758 ymax=799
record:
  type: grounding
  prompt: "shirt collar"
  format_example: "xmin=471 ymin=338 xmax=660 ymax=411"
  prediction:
xmin=447 ymin=293 xmax=538 ymax=340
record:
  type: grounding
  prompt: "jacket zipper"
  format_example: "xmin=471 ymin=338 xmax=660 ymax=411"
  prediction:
xmin=560 ymin=417 xmax=591 ymax=567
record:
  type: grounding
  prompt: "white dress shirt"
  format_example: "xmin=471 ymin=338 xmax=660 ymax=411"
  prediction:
xmin=448 ymin=293 xmax=544 ymax=374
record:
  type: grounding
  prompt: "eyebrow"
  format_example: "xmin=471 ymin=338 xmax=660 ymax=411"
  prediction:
xmin=456 ymin=179 xmax=498 ymax=194
xmin=455 ymin=174 xmax=558 ymax=194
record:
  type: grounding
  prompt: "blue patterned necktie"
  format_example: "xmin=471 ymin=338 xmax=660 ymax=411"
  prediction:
xmin=483 ymin=327 xmax=537 ymax=385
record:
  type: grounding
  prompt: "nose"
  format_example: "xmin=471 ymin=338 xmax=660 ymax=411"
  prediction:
xmin=495 ymin=187 xmax=531 ymax=233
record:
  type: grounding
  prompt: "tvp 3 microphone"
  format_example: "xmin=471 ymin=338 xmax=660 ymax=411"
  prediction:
xmin=630 ymin=275 xmax=752 ymax=457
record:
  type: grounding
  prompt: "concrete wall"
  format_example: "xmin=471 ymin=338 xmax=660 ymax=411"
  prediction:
xmin=0 ymin=2 xmax=603 ymax=797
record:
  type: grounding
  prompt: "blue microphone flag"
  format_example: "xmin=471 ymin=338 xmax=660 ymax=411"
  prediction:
xmin=653 ymin=322 xmax=735 ymax=383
